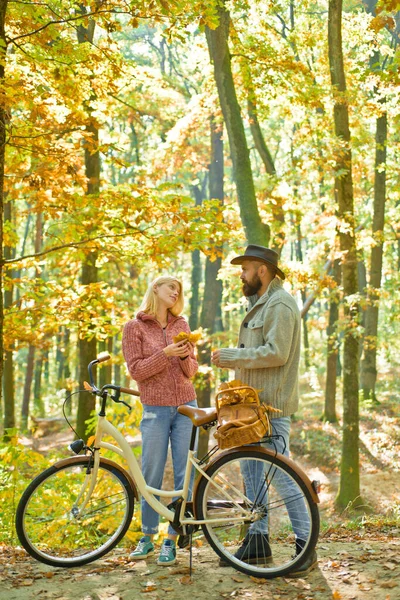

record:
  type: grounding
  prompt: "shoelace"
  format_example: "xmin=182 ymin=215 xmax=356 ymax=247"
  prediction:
xmin=135 ymin=540 xmax=150 ymax=553
xmin=159 ymin=543 xmax=174 ymax=557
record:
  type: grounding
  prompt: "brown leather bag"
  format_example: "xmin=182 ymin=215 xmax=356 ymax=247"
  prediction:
xmin=214 ymin=384 xmax=272 ymax=450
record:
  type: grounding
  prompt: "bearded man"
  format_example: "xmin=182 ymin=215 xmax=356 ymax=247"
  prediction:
xmin=211 ymin=245 xmax=318 ymax=577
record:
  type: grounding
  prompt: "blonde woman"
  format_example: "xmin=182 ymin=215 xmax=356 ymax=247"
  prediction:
xmin=122 ymin=276 xmax=198 ymax=566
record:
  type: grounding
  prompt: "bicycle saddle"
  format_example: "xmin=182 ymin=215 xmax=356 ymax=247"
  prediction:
xmin=177 ymin=405 xmax=217 ymax=427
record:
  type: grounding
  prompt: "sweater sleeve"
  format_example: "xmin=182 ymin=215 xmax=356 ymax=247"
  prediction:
xmin=177 ymin=320 xmax=199 ymax=379
xmin=218 ymin=302 xmax=296 ymax=369
xmin=122 ymin=320 xmax=169 ymax=382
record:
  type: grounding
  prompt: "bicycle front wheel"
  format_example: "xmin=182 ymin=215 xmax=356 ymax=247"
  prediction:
xmin=194 ymin=447 xmax=319 ymax=578
xmin=16 ymin=456 xmax=135 ymax=568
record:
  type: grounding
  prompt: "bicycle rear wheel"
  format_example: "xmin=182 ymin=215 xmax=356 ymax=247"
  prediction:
xmin=16 ymin=456 xmax=135 ymax=568
xmin=194 ymin=447 xmax=319 ymax=578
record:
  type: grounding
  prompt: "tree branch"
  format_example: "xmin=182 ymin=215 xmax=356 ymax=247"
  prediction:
xmin=7 ymin=9 xmax=130 ymax=44
xmin=3 ymin=230 xmax=146 ymax=265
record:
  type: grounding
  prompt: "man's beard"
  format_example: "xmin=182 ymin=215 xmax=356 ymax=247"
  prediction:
xmin=242 ymin=274 xmax=262 ymax=297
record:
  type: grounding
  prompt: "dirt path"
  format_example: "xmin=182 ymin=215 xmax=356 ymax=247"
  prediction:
xmin=9 ymin=410 xmax=399 ymax=600
xmin=1 ymin=531 xmax=399 ymax=600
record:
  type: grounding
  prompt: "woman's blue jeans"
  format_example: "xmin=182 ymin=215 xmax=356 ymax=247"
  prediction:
xmin=241 ymin=416 xmax=311 ymax=541
xmin=140 ymin=401 xmax=197 ymax=536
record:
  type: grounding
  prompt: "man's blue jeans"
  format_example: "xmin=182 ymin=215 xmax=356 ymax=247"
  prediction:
xmin=140 ymin=401 xmax=197 ymax=536
xmin=241 ymin=416 xmax=311 ymax=541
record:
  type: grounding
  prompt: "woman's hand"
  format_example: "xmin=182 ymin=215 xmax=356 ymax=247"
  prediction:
xmin=163 ymin=340 xmax=191 ymax=358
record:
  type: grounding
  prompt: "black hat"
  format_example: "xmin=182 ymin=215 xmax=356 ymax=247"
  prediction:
xmin=230 ymin=245 xmax=285 ymax=279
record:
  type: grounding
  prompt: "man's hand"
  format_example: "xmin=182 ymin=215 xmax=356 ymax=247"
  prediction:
xmin=211 ymin=349 xmax=222 ymax=367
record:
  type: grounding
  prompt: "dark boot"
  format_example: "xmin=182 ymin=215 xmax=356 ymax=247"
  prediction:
xmin=219 ymin=533 xmax=272 ymax=566
xmin=286 ymin=538 xmax=318 ymax=578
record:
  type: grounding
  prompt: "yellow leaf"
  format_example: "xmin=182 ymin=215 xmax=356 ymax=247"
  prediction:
xmin=173 ymin=330 xmax=202 ymax=344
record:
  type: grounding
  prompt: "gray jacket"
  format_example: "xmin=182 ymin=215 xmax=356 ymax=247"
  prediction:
xmin=218 ymin=278 xmax=301 ymax=417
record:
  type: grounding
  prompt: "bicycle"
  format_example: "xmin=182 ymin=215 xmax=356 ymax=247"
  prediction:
xmin=16 ymin=354 xmax=320 ymax=579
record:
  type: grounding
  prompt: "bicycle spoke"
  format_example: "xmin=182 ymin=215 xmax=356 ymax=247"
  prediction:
xmin=195 ymin=450 xmax=319 ymax=578
xmin=16 ymin=458 xmax=135 ymax=567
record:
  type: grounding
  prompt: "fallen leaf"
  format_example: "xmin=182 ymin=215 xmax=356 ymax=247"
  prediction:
xmin=141 ymin=585 xmax=157 ymax=593
xmin=380 ymin=581 xmax=398 ymax=589
xmin=249 ymin=576 xmax=267 ymax=584
xmin=171 ymin=567 xmax=191 ymax=575
xmin=358 ymin=586 xmax=372 ymax=591
xmin=231 ymin=576 xmax=245 ymax=583
xmin=332 ymin=592 xmax=342 ymax=599
xmin=179 ymin=575 xmax=193 ymax=585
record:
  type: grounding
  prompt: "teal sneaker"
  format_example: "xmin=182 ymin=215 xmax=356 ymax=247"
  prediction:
xmin=129 ymin=536 xmax=154 ymax=560
xmin=157 ymin=538 xmax=177 ymax=566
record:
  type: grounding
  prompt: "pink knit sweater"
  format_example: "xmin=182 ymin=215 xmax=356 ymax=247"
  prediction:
xmin=122 ymin=311 xmax=198 ymax=406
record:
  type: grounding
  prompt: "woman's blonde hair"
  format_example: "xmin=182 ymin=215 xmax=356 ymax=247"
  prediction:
xmin=139 ymin=275 xmax=184 ymax=317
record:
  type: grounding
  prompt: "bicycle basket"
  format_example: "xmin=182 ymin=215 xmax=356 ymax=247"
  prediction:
xmin=213 ymin=383 xmax=272 ymax=450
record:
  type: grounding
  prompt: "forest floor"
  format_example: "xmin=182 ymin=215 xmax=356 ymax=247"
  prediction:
xmin=1 ymin=385 xmax=399 ymax=600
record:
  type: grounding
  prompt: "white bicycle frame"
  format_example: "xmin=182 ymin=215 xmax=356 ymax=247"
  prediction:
xmin=78 ymin=413 xmax=257 ymax=529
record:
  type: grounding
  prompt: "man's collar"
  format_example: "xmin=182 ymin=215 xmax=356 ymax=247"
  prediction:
xmin=247 ymin=277 xmax=283 ymax=308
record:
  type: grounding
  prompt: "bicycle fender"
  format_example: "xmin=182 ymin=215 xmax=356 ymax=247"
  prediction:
xmin=50 ymin=456 xmax=139 ymax=500
xmin=193 ymin=446 xmax=319 ymax=510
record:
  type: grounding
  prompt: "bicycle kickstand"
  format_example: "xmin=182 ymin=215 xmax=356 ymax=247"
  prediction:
xmin=189 ymin=532 xmax=193 ymax=579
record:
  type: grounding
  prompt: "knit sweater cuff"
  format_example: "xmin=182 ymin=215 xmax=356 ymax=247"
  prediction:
xmin=219 ymin=348 xmax=239 ymax=366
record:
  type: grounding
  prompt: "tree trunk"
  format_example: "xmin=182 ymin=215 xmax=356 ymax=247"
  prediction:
xmin=196 ymin=117 xmax=224 ymax=460
xmin=76 ymin=257 xmax=98 ymax=440
xmin=34 ymin=351 xmax=45 ymax=416
xmin=328 ymin=0 xmax=361 ymax=509
xmin=189 ymin=249 xmax=201 ymax=330
xmin=43 ymin=348 xmax=50 ymax=383
xmin=113 ymin=334 xmax=121 ymax=384
xmin=20 ymin=211 xmax=43 ymax=430
xmin=57 ymin=327 xmax=65 ymax=381
xmin=76 ymin=14 xmax=99 ymax=441
xmin=323 ymin=260 xmax=341 ymax=423
xmin=205 ymin=5 xmax=269 ymax=245
xmin=21 ymin=345 xmax=35 ymax=431
xmin=189 ymin=181 xmax=206 ymax=330
xmin=0 ymin=0 xmax=8 ymax=417
xmin=60 ymin=328 xmax=72 ymax=411
xmin=294 ymin=220 xmax=310 ymax=369
xmin=360 ymin=111 xmax=387 ymax=401
xmin=3 ymin=197 xmax=15 ymax=432
xmin=247 ymin=99 xmax=276 ymax=177
xmin=247 ymin=98 xmax=285 ymax=251
xmin=229 ymin=19 xmax=284 ymax=249
xmin=99 ymin=337 xmax=113 ymax=388
xmin=14 ymin=210 xmax=32 ymax=303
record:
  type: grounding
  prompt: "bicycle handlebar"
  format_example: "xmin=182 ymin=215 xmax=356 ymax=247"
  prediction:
xmin=97 ymin=353 xmax=111 ymax=364
xmin=120 ymin=386 xmax=140 ymax=397
xmin=86 ymin=355 xmax=140 ymax=401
